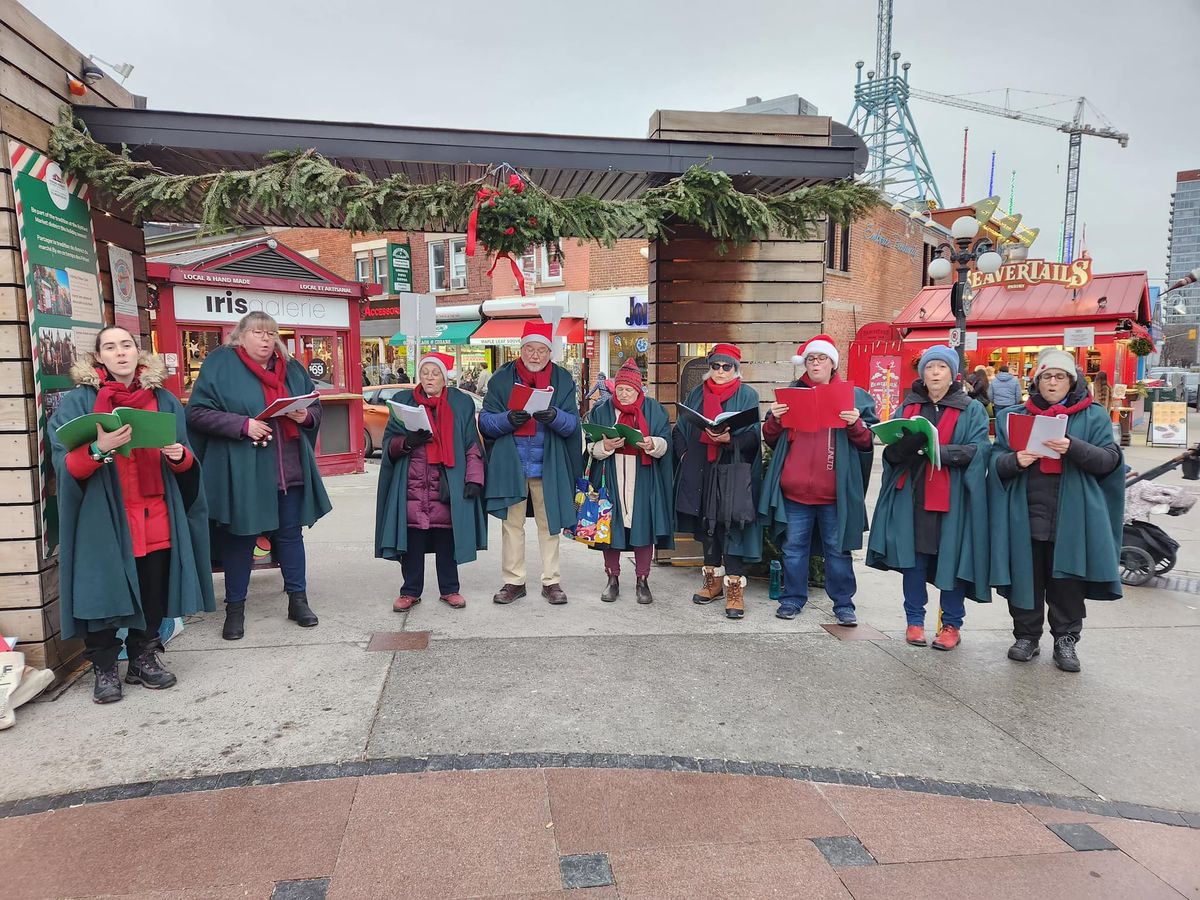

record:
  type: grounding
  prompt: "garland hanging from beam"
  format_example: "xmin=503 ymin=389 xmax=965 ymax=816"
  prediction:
xmin=50 ymin=110 xmax=880 ymax=292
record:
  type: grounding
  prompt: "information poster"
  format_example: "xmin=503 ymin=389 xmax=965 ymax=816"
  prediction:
xmin=868 ymin=355 xmax=903 ymax=422
xmin=108 ymin=244 xmax=140 ymax=337
xmin=1150 ymin=401 xmax=1188 ymax=448
xmin=9 ymin=139 xmax=105 ymax=555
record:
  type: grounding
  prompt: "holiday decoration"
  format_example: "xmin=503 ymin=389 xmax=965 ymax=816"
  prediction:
xmin=1128 ymin=337 xmax=1154 ymax=357
xmin=50 ymin=110 xmax=880 ymax=296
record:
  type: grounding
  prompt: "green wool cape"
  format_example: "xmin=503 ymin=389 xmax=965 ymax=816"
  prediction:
xmin=759 ymin=386 xmax=879 ymax=553
xmin=674 ymin=382 xmax=764 ymax=561
xmin=866 ymin=400 xmax=992 ymax=602
xmin=49 ymin=387 xmax=216 ymax=639
xmin=186 ymin=346 xmax=331 ymax=536
xmin=374 ymin=387 xmax=489 ymax=564
xmin=989 ymin=404 xmax=1124 ymax=610
xmin=588 ymin=396 xmax=676 ymax=550
xmin=482 ymin=361 xmax=583 ymax=534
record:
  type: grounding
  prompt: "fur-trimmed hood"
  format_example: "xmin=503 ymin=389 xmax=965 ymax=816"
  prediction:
xmin=70 ymin=350 xmax=167 ymax=390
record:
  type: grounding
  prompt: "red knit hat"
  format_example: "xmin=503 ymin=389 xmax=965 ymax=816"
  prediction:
xmin=707 ymin=343 xmax=742 ymax=364
xmin=418 ymin=351 xmax=457 ymax=380
xmin=614 ymin=358 xmax=643 ymax=391
xmin=520 ymin=321 xmax=554 ymax=348
xmin=793 ymin=334 xmax=839 ymax=368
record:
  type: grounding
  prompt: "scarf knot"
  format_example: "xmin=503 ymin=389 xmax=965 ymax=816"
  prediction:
xmin=413 ymin=386 xmax=456 ymax=467
xmin=612 ymin=390 xmax=652 ymax=465
xmin=512 ymin=360 xmax=552 ymax=437
xmin=94 ymin=366 xmax=164 ymax=497
xmin=1023 ymin=393 xmax=1092 ymax=473
xmin=236 ymin=347 xmax=299 ymax=441
xmin=701 ymin=377 xmax=741 ymax=462
xmin=895 ymin=400 xmax=959 ymax=512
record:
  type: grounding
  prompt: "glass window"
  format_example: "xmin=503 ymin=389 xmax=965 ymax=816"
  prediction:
xmin=373 ymin=250 xmax=387 ymax=285
xmin=181 ymin=329 xmax=223 ymax=393
xmin=355 ymin=255 xmax=371 ymax=283
xmin=429 ymin=241 xmax=448 ymax=292
xmin=542 ymin=245 xmax=563 ymax=283
xmin=450 ymin=238 xmax=468 ymax=290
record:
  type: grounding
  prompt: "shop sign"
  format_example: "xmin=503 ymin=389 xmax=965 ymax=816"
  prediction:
xmin=307 ymin=358 xmax=329 ymax=381
xmin=173 ymin=285 xmax=350 ymax=328
xmin=1150 ymin=401 xmax=1188 ymax=447
xmin=586 ymin=293 xmax=650 ymax=331
xmin=968 ymin=257 xmax=1093 ymax=292
xmin=388 ymin=242 xmax=412 ymax=294
xmin=9 ymin=139 xmax=106 ymax=554
xmin=626 ymin=295 xmax=649 ymax=328
xmin=1063 ymin=326 xmax=1096 ymax=348
xmin=584 ymin=331 xmax=597 ymax=360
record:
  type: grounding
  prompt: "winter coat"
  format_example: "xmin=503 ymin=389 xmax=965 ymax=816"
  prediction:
xmin=392 ymin=432 xmax=485 ymax=530
xmin=49 ymin=352 xmax=215 ymax=640
xmin=990 ymin=371 xmax=1022 ymax=410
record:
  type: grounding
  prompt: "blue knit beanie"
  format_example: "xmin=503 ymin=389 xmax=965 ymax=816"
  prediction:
xmin=919 ymin=345 xmax=960 ymax=379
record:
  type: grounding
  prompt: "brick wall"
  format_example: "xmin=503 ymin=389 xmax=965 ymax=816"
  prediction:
xmin=588 ymin=240 xmax=648 ymax=290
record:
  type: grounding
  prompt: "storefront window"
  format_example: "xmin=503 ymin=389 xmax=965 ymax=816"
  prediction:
xmin=610 ymin=331 xmax=648 ymax=375
xmin=182 ymin=329 xmax=223 ymax=393
xmin=299 ymin=334 xmax=337 ymax=390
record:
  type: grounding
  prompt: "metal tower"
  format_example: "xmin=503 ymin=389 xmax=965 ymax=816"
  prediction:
xmin=847 ymin=52 xmax=943 ymax=207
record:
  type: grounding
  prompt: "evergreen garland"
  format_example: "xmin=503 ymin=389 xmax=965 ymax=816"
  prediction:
xmin=49 ymin=110 xmax=880 ymax=250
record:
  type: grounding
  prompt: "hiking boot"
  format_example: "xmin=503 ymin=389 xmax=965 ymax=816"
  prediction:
xmin=493 ymin=583 xmax=526 ymax=605
xmin=125 ymin=645 xmax=177 ymax=690
xmin=932 ymin=625 xmax=961 ymax=651
xmin=287 ymin=592 xmax=319 ymax=627
xmin=439 ymin=593 xmax=466 ymax=609
xmin=692 ymin=566 xmax=724 ymax=605
xmin=92 ymin=663 xmax=122 ymax=704
xmin=724 ymin=575 xmax=745 ymax=620
xmin=393 ymin=595 xmax=421 ymax=612
xmin=635 ymin=577 xmax=653 ymax=605
xmin=600 ymin=573 xmax=620 ymax=603
xmin=222 ymin=602 xmax=245 ymax=641
xmin=1008 ymin=638 xmax=1040 ymax=662
xmin=542 ymin=583 xmax=568 ymax=605
xmin=905 ymin=625 xmax=927 ymax=647
xmin=1054 ymin=635 xmax=1081 ymax=672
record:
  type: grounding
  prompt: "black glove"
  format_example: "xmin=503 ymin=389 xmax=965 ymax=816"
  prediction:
xmin=508 ymin=409 xmax=532 ymax=428
xmin=882 ymin=430 xmax=927 ymax=465
xmin=407 ymin=429 xmax=433 ymax=447
xmin=532 ymin=408 xmax=558 ymax=424
xmin=464 ymin=482 xmax=483 ymax=499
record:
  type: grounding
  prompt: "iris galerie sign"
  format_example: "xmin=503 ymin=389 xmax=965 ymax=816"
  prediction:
xmin=968 ymin=257 xmax=1093 ymax=292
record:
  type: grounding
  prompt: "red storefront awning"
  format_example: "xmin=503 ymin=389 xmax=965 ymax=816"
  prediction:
xmin=470 ymin=317 xmax=585 ymax=344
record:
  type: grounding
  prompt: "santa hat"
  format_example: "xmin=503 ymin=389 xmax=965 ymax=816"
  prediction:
xmin=793 ymin=334 xmax=839 ymax=368
xmin=707 ymin=343 xmax=742 ymax=366
xmin=614 ymin=358 xmax=644 ymax=391
xmin=418 ymin=351 xmax=457 ymax=380
xmin=520 ymin=321 xmax=554 ymax=349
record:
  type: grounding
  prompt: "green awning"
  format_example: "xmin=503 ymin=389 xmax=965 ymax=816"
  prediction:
xmin=388 ymin=320 xmax=480 ymax=347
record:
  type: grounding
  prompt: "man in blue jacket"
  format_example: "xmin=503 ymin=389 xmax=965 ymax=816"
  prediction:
xmin=990 ymin=363 xmax=1023 ymax=410
xmin=479 ymin=322 xmax=582 ymax=605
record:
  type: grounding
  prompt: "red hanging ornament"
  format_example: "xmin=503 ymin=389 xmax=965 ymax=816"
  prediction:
xmin=507 ymin=173 xmax=525 ymax=193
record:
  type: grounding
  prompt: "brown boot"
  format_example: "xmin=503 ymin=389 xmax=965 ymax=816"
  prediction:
xmin=692 ymin=566 xmax=724 ymax=605
xmin=724 ymin=575 xmax=745 ymax=620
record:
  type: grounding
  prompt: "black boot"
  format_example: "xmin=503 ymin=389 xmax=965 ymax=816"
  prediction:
xmin=635 ymin=577 xmax=654 ymax=605
xmin=288 ymin=591 xmax=319 ymax=627
xmin=1053 ymin=635 xmax=1081 ymax=672
xmin=222 ymin=602 xmax=245 ymax=641
xmin=125 ymin=642 xmax=177 ymax=689
xmin=600 ymin=573 xmax=620 ymax=602
xmin=1007 ymin=638 xmax=1040 ymax=662
xmin=92 ymin=663 xmax=122 ymax=704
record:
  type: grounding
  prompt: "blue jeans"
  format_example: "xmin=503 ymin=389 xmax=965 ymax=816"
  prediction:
xmin=222 ymin=488 xmax=307 ymax=603
xmin=779 ymin=499 xmax=856 ymax=617
xmin=902 ymin=552 xmax=965 ymax=628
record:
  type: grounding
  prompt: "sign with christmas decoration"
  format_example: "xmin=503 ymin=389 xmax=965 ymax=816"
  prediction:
xmin=968 ymin=256 xmax=1093 ymax=292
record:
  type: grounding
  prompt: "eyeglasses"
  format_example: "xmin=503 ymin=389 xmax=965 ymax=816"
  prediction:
xmin=805 ymin=354 xmax=831 ymax=364
xmin=249 ymin=329 xmax=278 ymax=339
xmin=1040 ymin=371 xmax=1071 ymax=382
xmin=709 ymin=362 xmax=735 ymax=372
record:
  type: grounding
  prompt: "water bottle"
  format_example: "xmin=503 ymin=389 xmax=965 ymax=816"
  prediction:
xmin=768 ymin=559 xmax=782 ymax=600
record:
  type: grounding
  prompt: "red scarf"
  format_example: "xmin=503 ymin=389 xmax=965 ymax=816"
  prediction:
xmin=1023 ymin=393 xmax=1092 ymax=474
xmin=896 ymin=401 xmax=960 ymax=513
xmin=93 ymin=366 xmax=164 ymax=497
xmin=701 ymin=376 xmax=741 ymax=461
xmin=412 ymin=385 xmax=456 ymax=468
xmin=612 ymin=389 xmax=652 ymax=465
xmin=236 ymin=347 xmax=299 ymax=441
xmin=513 ymin=359 xmax=551 ymax=437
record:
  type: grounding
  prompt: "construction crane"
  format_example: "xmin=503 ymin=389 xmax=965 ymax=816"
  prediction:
xmin=908 ymin=87 xmax=1129 ymax=262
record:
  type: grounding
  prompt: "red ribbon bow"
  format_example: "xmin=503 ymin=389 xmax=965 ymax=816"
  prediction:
xmin=487 ymin=252 xmax=526 ymax=296
xmin=466 ymin=187 xmax=499 ymax=258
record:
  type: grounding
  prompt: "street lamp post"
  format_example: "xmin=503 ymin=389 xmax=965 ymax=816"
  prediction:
xmin=928 ymin=215 xmax=1004 ymax=370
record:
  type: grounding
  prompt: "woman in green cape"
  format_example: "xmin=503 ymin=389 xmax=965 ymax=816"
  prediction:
xmin=49 ymin=327 xmax=214 ymax=704
xmin=586 ymin=359 xmax=674 ymax=604
xmin=186 ymin=312 xmax=331 ymax=641
xmin=990 ymin=348 xmax=1123 ymax=672
xmin=375 ymin=352 xmax=488 ymax=610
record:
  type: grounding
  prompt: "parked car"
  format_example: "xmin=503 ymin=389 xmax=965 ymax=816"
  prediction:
xmin=362 ymin=384 xmax=483 ymax=457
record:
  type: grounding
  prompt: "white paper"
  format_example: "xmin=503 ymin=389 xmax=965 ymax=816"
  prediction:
xmin=1028 ymin=414 xmax=1068 ymax=458
xmin=386 ymin=400 xmax=432 ymax=433
xmin=267 ymin=395 xmax=320 ymax=417
xmin=522 ymin=387 xmax=554 ymax=414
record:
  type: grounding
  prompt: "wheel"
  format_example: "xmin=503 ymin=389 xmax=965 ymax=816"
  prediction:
xmin=1155 ymin=550 xmax=1177 ymax=576
xmin=1119 ymin=546 xmax=1155 ymax=586
xmin=363 ymin=429 xmax=375 ymax=458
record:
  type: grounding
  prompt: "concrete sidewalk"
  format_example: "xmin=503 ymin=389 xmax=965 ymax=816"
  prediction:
xmin=2 ymin=437 xmax=1199 ymax=816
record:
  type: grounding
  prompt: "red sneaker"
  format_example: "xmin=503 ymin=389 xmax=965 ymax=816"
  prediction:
xmin=905 ymin=625 xmax=927 ymax=647
xmin=392 ymin=595 xmax=420 ymax=612
xmin=440 ymin=593 xmax=466 ymax=609
xmin=932 ymin=625 xmax=961 ymax=651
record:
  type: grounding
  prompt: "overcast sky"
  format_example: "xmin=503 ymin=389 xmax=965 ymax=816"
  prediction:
xmin=27 ymin=0 xmax=1200 ymax=282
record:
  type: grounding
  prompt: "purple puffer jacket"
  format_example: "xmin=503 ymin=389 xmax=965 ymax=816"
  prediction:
xmin=389 ymin=436 xmax=485 ymax=530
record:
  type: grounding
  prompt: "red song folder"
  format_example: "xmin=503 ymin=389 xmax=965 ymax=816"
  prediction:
xmin=776 ymin=382 xmax=856 ymax=431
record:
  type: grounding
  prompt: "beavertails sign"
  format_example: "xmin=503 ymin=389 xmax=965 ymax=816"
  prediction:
xmin=968 ymin=256 xmax=1093 ymax=292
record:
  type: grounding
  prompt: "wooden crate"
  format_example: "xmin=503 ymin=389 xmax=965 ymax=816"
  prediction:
xmin=0 ymin=562 xmax=58 ymax=609
xmin=20 ymin=630 xmax=82 ymax=671
xmin=0 ymin=597 xmax=58 ymax=642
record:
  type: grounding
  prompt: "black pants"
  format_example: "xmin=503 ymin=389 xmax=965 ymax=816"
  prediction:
xmin=1009 ymin=540 xmax=1087 ymax=643
xmin=83 ymin=549 xmax=170 ymax=669
xmin=702 ymin=524 xmax=747 ymax=577
xmin=400 ymin=528 xmax=460 ymax=597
